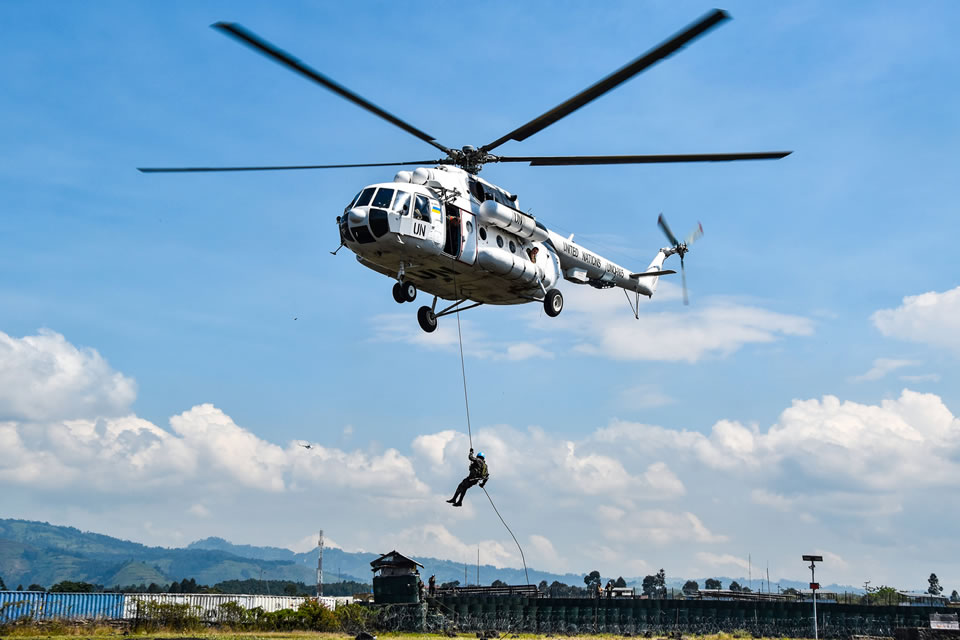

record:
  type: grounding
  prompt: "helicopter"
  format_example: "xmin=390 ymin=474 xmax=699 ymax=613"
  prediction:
xmin=140 ymin=9 xmax=790 ymax=333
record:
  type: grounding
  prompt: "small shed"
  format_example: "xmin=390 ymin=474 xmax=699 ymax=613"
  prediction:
xmin=371 ymin=550 xmax=424 ymax=604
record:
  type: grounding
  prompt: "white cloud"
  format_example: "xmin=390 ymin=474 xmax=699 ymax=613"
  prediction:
xmin=370 ymin=314 xmax=552 ymax=361
xmin=541 ymin=287 xmax=813 ymax=363
xmin=599 ymin=390 xmax=960 ymax=492
xmin=900 ymin=373 xmax=940 ymax=383
xmin=619 ymin=385 xmax=675 ymax=409
xmin=850 ymin=358 xmax=919 ymax=382
xmin=872 ymin=287 xmax=960 ymax=354
xmin=599 ymin=509 xmax=728 ymax=545
xmin=696 ymin=552 xmax=750 ymax=571
xmin=187 ymin=503 xmax=210 ymax=518
xmin=390 ymin=523 xmax=516 ymax=568
xmin=412 ymin=429 xmax=458 ymax=466
xmin=0 ymin=329 xmax=135 ymax=421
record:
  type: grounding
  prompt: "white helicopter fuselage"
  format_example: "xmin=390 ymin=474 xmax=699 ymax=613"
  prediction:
xmin=337 ymin=165 xmax=667 ymax=307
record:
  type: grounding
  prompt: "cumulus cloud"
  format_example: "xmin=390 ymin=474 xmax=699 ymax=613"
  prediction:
xmin=539 ymin=287 xmax=813 ymax=363
xmin=600 ymin=390 xmax=960 ymax=494
xmin=599 ymin=508 xmax=728 ymax=545
xmin=850 ymin=358 xmax=920 ymax=382
xmin=872 ymin=287 xmax=960 ymax=354
xmin=390 ymin=523 xmax=516 ymax=568
xmin=0 ymin=329 xmax=135 ymax=421
xmin=696 ymin=552 xmax=749 ymax=570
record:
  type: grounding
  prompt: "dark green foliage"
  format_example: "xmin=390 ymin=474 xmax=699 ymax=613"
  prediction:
xmin=26 ymin=584 xmax=45 ymax=592
xmin=441 ymin=580 xmax=460 ymax=589
xmin=584 ymin=570 xmax=601 ymax=591
xmin=705 ymin=578 xmax=722 ymax=590
xmin=641 ymin=575 xmax=656 ymax=596
xmin=928 ymin=573 xmax=943 ymax=595
xmin=951 ymin=589 xmax=959 ymax=602
xmin=213 ymin=578 xmax=369 ymax=596
xmin=133 ymin=600 xmax=204 ymax=632
xmin=545 ymin=580 xmax=587 ymax=597
xmin=49 ymin=581 xmax=97 ymax=592
xmin=683 ymin=579 xmax=699 ymax=592
xmin=729 ymin=580 xmax=742 ymax=592
xmin=490 ymin=579 xmax=507 ymax=587
xmin=615 ymin=576 xmax=627 ymax=588
xmin=0 ymin=575 xmax=6 ymax=589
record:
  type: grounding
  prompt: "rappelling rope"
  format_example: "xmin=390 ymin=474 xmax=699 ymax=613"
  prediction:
xmin=453 ymin=273 xmax=473 ymax=450
xmin=481 ymin=485 xmax=529 ymax=586
xmin=451 ymin=273 xmax=529 ymax=586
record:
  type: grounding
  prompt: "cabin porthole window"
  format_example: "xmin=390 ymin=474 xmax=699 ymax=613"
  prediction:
xmin=479 ymin=227 xmax=487 ymax=241
xmin=496 ymin=235 xmax=504 ymax=248
xmin=466 ymin=221 xmax=474 ymax=234
xmin=509 ymin=240 xmax=516 ymax=254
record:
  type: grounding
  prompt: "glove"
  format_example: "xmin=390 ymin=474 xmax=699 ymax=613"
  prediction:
xmin=480 ymin=480 xmax=487 ymax=488
xmin=470 ymin=448 xmax=474 ymax=454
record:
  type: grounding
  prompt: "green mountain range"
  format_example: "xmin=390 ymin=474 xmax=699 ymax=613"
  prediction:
xmin=0 ymin=519 xmax=858 ymax=594
xmin=0 ymin=519 xmax=587 ymax=589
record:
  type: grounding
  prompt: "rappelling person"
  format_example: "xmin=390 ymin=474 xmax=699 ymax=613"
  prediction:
xmin=446 ymin=448 xmax=488 ymax=507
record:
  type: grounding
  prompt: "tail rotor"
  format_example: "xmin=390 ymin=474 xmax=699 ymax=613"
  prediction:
xmin=657 ymin=213 xmax=703 ymax=305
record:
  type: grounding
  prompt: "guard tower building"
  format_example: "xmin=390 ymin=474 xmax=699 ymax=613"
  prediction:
xmin=371 ymin=550 xmax=424 ymax=604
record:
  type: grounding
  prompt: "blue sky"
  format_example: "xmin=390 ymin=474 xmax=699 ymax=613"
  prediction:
xmin=3 ymin=1 xmax=960 ymax=590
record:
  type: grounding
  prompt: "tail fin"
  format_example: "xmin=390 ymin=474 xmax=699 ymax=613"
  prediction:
xmin=629 ymin=250 xmax=672 ymax=298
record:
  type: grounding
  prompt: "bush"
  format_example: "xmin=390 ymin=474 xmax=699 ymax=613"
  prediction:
xmin=335 ymin=602 xmax=377 ymax=634
xmin=132 ymin=600 xmax=204 ymax=631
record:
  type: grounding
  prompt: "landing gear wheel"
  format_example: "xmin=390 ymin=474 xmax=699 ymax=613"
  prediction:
xmin=417 ymin=306 xmax=438 ymax=333
xmin=403 ymin=281 xmax=417 ymax=302
xmin=544 ymin=288 xmax=564 ymax=317
xmin=392 ymin=282 xmax=406 ymax=303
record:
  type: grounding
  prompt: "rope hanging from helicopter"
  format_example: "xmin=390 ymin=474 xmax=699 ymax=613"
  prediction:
xmin=452 ymin=273 xmax=529 ymax=586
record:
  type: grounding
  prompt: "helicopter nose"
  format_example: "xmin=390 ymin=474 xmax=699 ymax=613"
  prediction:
xmin=347 ymin=207 xmax=367 ymax=225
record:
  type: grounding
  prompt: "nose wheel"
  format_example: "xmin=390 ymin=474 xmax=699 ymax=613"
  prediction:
xmin=417 ymin=306 xmax=438 ymax=333
xmin=392 ymin=281 xmax=417 ymax=303
xmin=544 ymin=288 xmax=564 ymax=317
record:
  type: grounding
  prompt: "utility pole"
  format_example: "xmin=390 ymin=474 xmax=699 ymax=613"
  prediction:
xmin=317 ymin=530 xmax=324 ymax=597
xmin=477 ymin=546 xmax=480 ymax=586
xmin=802 ymin=555 xmax=823 ymax=640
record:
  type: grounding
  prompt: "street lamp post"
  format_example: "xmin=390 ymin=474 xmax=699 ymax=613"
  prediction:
xmin=803 ymin=555 xmax=824 ymax=640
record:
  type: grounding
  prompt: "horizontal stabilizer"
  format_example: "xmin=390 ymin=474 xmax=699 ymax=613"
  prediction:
xmin=630 ymin=269 xmax=676 ymax=278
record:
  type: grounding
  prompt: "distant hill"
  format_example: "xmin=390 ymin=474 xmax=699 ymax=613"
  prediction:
xmin=0 ymin=518 xmax=860 ymax=594
xmin=0 ymin=519 xmax=583 ymax=589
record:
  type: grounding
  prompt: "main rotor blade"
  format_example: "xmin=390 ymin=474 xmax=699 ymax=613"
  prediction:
xmin=138 ymin=160 xmax=445 ymax=173
xmin=481 ymin=9 xmax=730 ymax=153
xmin=213 ymin=22 xmax=451 ymax=155
xmin=658 ymin=213 xmax=679 ymax=247
xmin=494 ymin=151 xmax=791 ymax=166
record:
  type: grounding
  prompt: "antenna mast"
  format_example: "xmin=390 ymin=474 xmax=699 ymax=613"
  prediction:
xmin=317 ymin=529 xmax=324 ymax=597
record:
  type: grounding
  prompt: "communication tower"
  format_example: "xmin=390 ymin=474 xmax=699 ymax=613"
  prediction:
xmin=317 ymin=530 xmax=324 ymax=597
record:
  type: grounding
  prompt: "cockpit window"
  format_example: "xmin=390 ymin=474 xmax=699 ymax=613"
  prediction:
xmin=372 ymin=188 xmax=395 ymax=209
xmin=413 ymin=194 xmax=430 ymax=221
xmin=345 ymin=191 xmax=361 ymax=212
xmin=355 ymin=187 xmax=376 ymax=208
xmin=394 ymin=190 xmax=411 ymax=216
xmin=468 ymin=178 xmax=485 ymax=202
